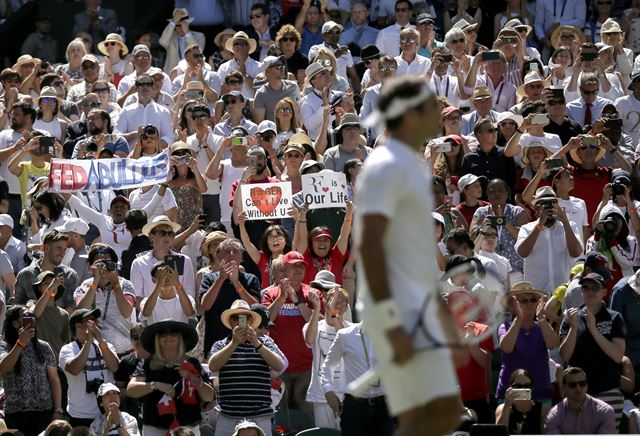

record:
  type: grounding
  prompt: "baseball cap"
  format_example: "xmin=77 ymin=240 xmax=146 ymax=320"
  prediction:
xmin=583 ymin=251 xmax=613 ymax=281
xmin=282 ymin=251 xmax=307 ymax=266
xmin=111 ymin=195 xmax=130 ymax=207
xmin=250 ymin=303 xmax=275 ymax=328
xmin=222 ymin=90 xmax=245 ymax=102
xmin=97 ymin=382 xmax=120 ymax=398
xmin=69 ymin=308 xmax=101 ymax=331
xmin=0 ymin=214 xmax=14 ymax=228
xmin=312 ymin=228 xmax=333 ymax=240
xmin=257 ymin=120 xmax=276 ymax=134
xmin=300 ymin=159 xmax=324 ymax=174
xmin=612 ymin=169 xmax=631 ymax=185
xmin=441 ymin=106 xmax=463 ymax=118
xmin=579 ymin=272 xmax=606 ymax=288
xmin=321 ymin=21 xmax=343 ymax=33
xmin=247 ymin=145 xmax=266 ymax=157
xmin=260 ymin=55 xmax=286 ymax=73
xmin=55 ymin=218 xmax=90 ymax=236
xmin=132 ymin=44 xmax=151 ymax=56
xmin=457 ymin=174 xmax=486 ymax=192
xmin=416 ymin=13 xmax=436 ymax=25
xmin=81 ymin=54 xmax=99 ymax=65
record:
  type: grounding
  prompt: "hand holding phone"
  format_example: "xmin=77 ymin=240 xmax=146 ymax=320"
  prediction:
xmin=238 ymin=315 xmax=248 ymax=328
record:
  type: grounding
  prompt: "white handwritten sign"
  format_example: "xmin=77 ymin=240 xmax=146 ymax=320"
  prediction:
xmin=241 ymin=182 xmax=293 ymax=220
xmin=302 ymin=172 xmax=348 ymax=209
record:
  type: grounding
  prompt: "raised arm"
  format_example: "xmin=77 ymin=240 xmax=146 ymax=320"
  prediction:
xmin=237 ymin=212 xmax=261 ymax=265
xmin=335 ymin=202 xmax=353 ymax=254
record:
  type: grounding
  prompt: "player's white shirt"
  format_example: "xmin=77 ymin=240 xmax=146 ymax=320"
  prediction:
xmin=614 ymin=93 xmax=640 ymax=149
xmin=354 ymin=136 xmax=444 ymax=348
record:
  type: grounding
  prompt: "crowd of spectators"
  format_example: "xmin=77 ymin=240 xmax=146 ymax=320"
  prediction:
xmin=4 ymin=0 xmax=640 ymax=435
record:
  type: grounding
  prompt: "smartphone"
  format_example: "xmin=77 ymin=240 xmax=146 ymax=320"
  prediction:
xmin=581 ymin=51 xmax=597 ymax=61
xmin=38 ymin=136 xmax=54 ymax=155
xmin=481 ymin=50 xmax=501 ymax=61
xmin=22 ymin=311 xmax=36 ymax=329
xmin=544 ymin=158 xmax=564 ymax=170
xmin=502 ymin=36 xmax=519 ymax=44
xmin=103 ymin=260 xmax=117 ymax=272
xmin=247 ymin=155 xmax=258 ymax=168
xmin=488 ymin=216 xmax=506 ymax=226
xmin=105 ymin=134 xmax=117 ymax=143
xmin=511 ymin=388 xmax=532 ymax=401
xmin=198 ymin=213 xmax=206 ymax=230
xmin=164 ymin=255 xmax=185 ymax=275
xmin=582 ymin=135 xmax=599 ymax=146
xmin=531 ymin=113 xmax=549 ymax=125
xmin=440 ymin=53 xmax=453 ymax=62
xmin=52 ymin=266 xmax=64 ymax=276
xmin=437 ymin=141 xmax=452 ymax=153
xmin=231 ymin=136 xmax=247 ymax=147
xmin=604 ymin=118 xmax=623 ymax=129
xmin=238 ymin=314 xmax=247 ymax=328
xmin=185 ymin=90 xmax=203 ymax=101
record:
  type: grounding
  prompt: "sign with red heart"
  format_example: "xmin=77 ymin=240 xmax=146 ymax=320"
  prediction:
xmin=302 ymin=172 xmax=348 ymax=210
xmin=241 ymin=182 xmax=293 ymax=220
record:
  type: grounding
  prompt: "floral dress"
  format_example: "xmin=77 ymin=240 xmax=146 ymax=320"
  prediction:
xmin=171 ymin=184 xmax=203 ymax=231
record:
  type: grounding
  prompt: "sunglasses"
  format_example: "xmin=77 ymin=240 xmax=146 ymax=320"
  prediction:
xmin=277 ymin=107 xmax=293 ymax=113
xmin=250 ymin=13 xmax=264 ymax=19
xmin=134 ymin=54 xmax=151 ymax=61
xmin=579 ymin=144 xmax=598 ymax=150
xmin=379 ymin=65 xmax=397 ymax=71
xmin=280 ymin=36 xmax=296 ymax=43
xmin=227 ymin=79 xmax=242 ymax=85
xmin=259 ymin=133 xmax=274 ymax=141
xmin=581 ymin=89 xmax=598 ymax=95
xmin=517 ymin=297 xmax=540 ymax=304
xmin=104 ymin=41 xmax=118 ymax=47
xmin=326 ymin=30 xmax=341 ymax=36
xmin=51 ymin=81 xmax=64 ymax=87
xmin=225 ymin=99 xmax=240 ymax=105
xmin=83 ymin=102 xmax=100 ymax=108
xmin=234 ymin=41 xmax=249 ymax=48
xmin=566 ymin=380 xmax=587 ymax=388
xmin=560 ymin=34 xmax=575 ymax=40
xmin=481 ymin=232 xmax=498 ymax=238
xmin=512 ymin=383 xmax=532 ymax=389
xmin=40 ymin=97 xmax=57 ymax=104
xmin=136 ymin=82 xmax=154 ymax=88
xmin=82 ymin=63 xmax=97 ymax=70
xmin=395 ymin=7 xmax=410 ymax=12
xmin=451 ymin=38 xmax=465 ymax=44
xmin=598 ymin=0 xmax=613 ymax=4
xmin=547 ymin=99 xmax=565 ymax=106
xmin=192 ymin=114 xmax=208 ymax=121
xmin=269 ymin=64 xmax=285 ymax=70
xmin=191 ymin=53 xmax=204 ymax=58
xmin=93 ymin=87 xmax=110 ymax=93
xmin=151 ymin=230 xmax=175 ymax=237
xmin=285 ymin=152 xmax=303 ymax=158
xmin=401 ymin=38 xmax=417 ymax=44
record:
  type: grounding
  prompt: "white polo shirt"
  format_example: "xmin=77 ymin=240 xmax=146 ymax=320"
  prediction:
xmin=130 ymin=250 xmax=196 ymax=300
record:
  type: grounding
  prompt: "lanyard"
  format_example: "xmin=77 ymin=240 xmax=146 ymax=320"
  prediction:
xmin=83 ymin=191 xmax=103 ymax=212
xmin=434 ymin=76 xmax=450 ymax=98
xmin=496 ymin=82 xmax=505 ymax=108
xmin=93 ymin=286 xmax=112 ymax=320
xmin=553 ymin=0 xmax=568 ymax=18
xmin=359 ymin=327 xmax=371 ymax=369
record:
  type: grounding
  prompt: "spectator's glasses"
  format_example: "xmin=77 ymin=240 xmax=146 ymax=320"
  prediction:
xmin=579 ymin=144 xmax=598 ymax=150
xmin=134 ymin=54 xmax=151 ymax=61
xmin=566 ymin=380 xmax=587 ymax=388
xmin=40 ymin=97 xmax=57 ymax=104
xmin=234 ymin=41 xmax=249 ymax=48
xmin=227 ymin=79 xmax=243 ymax=85
xmin=192 ymin=114 xmax=208 ymax=121
xmin=598 ymin=0 xmax=613 ymax=4
xmin=285 ymin=152 xmax=303 ymax=159
xmin=51 ymin=81 xmax=64 ymax=87
xmin=250 ymin=13 xmax=264 ymax=19
xmin=400 ymin=38 xmax=417 ymax=44
xmin=326 ymin=30 xmax=341 ymax=36
xmin=379 ymin=64 xmax=397 ymax=72
xmin=136 ymin=81 xmax=154 ymax=88
xmin=342 ymin=125 xmax=360 ymax=132
xmin=526 ymin=83 xmax=544 ymax=89
xmin=159 ymin=330 xmax=180 ymax=337
xmin=267 ymin=234 xmax=285 ymax=241
xmin=517 ymin=297 xmax=540 ymax=304
xmin=82 ymin=63 xmax=98 ymax=70
xmin=580 ymin=88 xmax=598 ymax=95
xmin=83 ymin=102 xmax=100 ymax=108
xmin=280 ymin=36 xmax=296 ymax=43
xmin=151 ymin=230 xmax=175 ymax=237
xmin=451 ymin=38 xmax=465 ymax=44
xmin=547 ymin=99 xmax=565 ymax=106
xmin=511 ymin=383 xmax=532 ymax=389
xmin=93 ymin=87 xmax=110 ymax=94
xmin=559 ymin=34 xmax=575 ymax=41
xmin=481 ymin=231 xmax=498 ymax=238
xmin=277 ymin=107 xmax=293 ymax=113
xmin=191 ymin=53 xmax=204 ymax=59
xmin=269 ymin=64 xmax=285 ymax=70
xmin=104 ymin=41 xmax=118 ymax=47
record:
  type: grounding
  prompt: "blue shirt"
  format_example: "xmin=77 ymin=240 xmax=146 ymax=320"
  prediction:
xmin=301 ymin=27 xmax=323 ymax=57
xmin=418 ymin=40 xmax=444 ymax=58
xmin=340 ymin=24 xmax=379 ymax=52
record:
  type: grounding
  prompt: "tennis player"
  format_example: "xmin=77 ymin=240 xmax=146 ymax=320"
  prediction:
xmin=355 ymin=76 xmax=463 ymax=436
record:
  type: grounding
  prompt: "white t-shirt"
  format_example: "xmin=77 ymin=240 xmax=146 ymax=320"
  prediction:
xmin=129 ymin=185 xmax=178 ymax=220
xmin=59 ymin=340 xmax=116 ymax=419
xmin=558 ymin=197 xmax=588 ymax=242
xmin=141 ymin=294 xmax=195 ymax=324
xmin=614 ymin=93 xmax=640 ymax=149
xmin=187 ymin=130 xmax=224 ymax=195
xmin=477 ymin=249 xmax=512 ymax=289
xmin=355 ymin=137 xmax=445 ymax=349
xmin=303 ymin=319 xmax=351 ymax=403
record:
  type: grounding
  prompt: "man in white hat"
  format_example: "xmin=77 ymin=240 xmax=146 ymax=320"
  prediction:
xmin=600 ymin=18 xmax=634 ymax=77
xmin=375 ymin=0 xmax=415 ymax=57
xmin=461 ymin=86 xmax=504 ymax=136
xmin=253 ymin=55 xmax=300 ymax=123
xmin=217 ymin=31 xmax=261 ymax=98
xmin=299 ymin=63 xmax=337 ymax=141
xmin=117 ymin=45 xmax=172 ymax=104
xmin=68 ymin=54 xmax=117 ymax=104
xmin=170 ymin=44 xmax=221 ymax=103
xmin=56 ymin=217 xmax=91 ymax=285
xmin=130 ymin=215 xmax=195 ymax=305
xmin=510 ymin=71 xmax=548 ymax=114
xmin=516 ymin=186 xmax=582 ymax=293
xmin=209 ymin=299 xmax=284 ymax=436
xmin=159 ymin=7 xmax=206 ymax=73
xmin=309 ymin=21 xmax=360 ymax=93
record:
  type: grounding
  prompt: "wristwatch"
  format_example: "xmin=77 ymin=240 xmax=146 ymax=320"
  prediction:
xmin=150 ymin=382 xmax=157 ymax=391
xmin=55 ymin=407 xmax=64 ymax=414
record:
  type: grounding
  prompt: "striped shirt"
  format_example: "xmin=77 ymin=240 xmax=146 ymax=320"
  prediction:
xmin=211 ymin=335 xmax=277 ymax=418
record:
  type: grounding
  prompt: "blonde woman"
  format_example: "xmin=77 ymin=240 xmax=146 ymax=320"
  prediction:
xmin=196 ymin=231 xmax=229 ymax=293
xmin=127 ymin=320 xmax=214 ymax=435
xmin=274 ymin=97 xmax=304 ymax=151
xmin=55 ymin=38 xmax=87 ymax=82
xmin=305 ymin=48 xmax=350 ymax=95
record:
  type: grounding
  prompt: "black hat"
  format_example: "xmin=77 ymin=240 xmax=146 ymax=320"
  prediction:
xmin=611 ymin=168 xmax=631 ymax=185
xmin=583 ymin=251 xmax=613 ymax=281
xmin=579 ymin=272 xmax=606 ymax=288
xmin=69 ymin=308 xmax=101 ymax=332
xmin=250 ymin=303 xmax=275 ymax=328
xmin=416 ymin=13 xmax=435 ymax=25
xmin=140 ymin=319 xmax=198 ymax=353
xmin=360 ymin=45 xmax=381 ymax=61
xmin=629 ymin=70 xmax=640 ymax=90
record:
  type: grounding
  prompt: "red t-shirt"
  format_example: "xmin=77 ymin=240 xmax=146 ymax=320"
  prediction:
xmin=262 ymin=283 xmax=319 ymax=372
xmin=568 ymin=165 xmax=611 ymax=225
xmin=455 ymin=201 xmax=489 ymax=227
xmin=258 ymin=251 xmax=274 ymax=289
xmin=455 ymin=322 xmax=494 ymax=402
xmin=303 ymin=245 xmax=348 ymax=285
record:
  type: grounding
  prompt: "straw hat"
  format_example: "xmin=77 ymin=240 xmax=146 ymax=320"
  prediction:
xmin=221 ymin=300 xmax=262 ymax=330
xmin=504 ymin=18 xmax=532 ymax=36
xmin=452 ymin=18 xmax=479 ymax=32
xmin=225 ymin=31 xmax=257 ymax=54
xmin=551 ymin=25 xmax=586 ymax=49
xmin=200 ymin=231 xmax=229 ymax=257
xmin=531 ymin=186 xmax=558 ymax=206
xmin=13 ymin=54 xmax=40 ymax=69
xmin=569 ymin=136 xmax=606 ymax=164
xmin=508 ymin=281 xmax=546 ymax=298
xmin=97 ymin=33 xmax=128 ymax=56
xmin=141 ymin=215 xmax=181 ymax=236
xmin=214 ymin=28 xmax=237 ymax=49
xmin=170 ymin=140 xmax=196 ymax=157
xmin=38 ymin=86 xmax=59 ymax=100
xmin=516 ymin=71 xmax=549 ymax=98
xmin=521 ymin=141 xmax=552 ymax=166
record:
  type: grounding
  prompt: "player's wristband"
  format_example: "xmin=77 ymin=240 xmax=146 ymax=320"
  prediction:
xmin=374 ymin=299 xmax=402 ymax=330
xmin=16 ymin=339 xmax=27 ymax=347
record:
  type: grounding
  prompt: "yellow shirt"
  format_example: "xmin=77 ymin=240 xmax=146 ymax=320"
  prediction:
xmin=18 ymin=161 xmax=50 ymax=207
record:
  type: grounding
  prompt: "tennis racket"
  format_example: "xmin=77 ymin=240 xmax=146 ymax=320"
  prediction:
xmin=348 ymin=261 xmax=507 ymax=395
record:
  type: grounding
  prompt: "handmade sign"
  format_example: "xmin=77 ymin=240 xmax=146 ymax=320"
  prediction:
xmin=302 ymin=172 xmax=348 ymax=209
xmin=241 ymin=182 xmax=293 ymax=220
xmin=48 ymin=150 xmax=170 ymax=192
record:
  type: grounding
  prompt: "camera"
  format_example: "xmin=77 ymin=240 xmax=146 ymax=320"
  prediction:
xmin=85 ymin=378 xmax=104 ymax=394
xmin=103 ymin=260 xmax=117 ymax=271
xmin=604 ymin=117 xmax=623 ymax=129
xmin=612 ymin=181 xmax=625 ymax=196
xmin=86 ymin=142 xmax=98 ymax=152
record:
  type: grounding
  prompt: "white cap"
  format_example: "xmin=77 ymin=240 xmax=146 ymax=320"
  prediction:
xmin=55 ymin=218 xmax=90 ymax=236
xmin=257 ymin=120 xmax=276 ymax=134
xmin=432 ymin=212 xmax=445 ymax=225
xmin=321 ymin=21 xmax=343 ymax=33
xmin=232 ymin=420 xmax=265 ymax=436
xmin=0 ymin=214 xmax=14 ymax=228
xmin=97 ymin=382 xmax=120 ymax=398
xmin=457 ymin=174 xmax=486 ymax=192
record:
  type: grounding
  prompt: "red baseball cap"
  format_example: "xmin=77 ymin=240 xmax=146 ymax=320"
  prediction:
xmin=312 ymin=228 xmax=333 ymax=240
xmin=441 ymin=106 xmax=463 ymax=118
xmin=282 ymin=251 xmax=307 ymax=266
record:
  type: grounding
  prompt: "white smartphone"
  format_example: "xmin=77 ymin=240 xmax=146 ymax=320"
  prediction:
xmin=238 ymin=315 xmax=247 ymax=328
xmin=511 ymin=388 xmax=531 ymax=401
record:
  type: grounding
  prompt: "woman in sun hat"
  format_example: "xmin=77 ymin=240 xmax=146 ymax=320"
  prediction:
xmin=496 ymin=281 xmax=559 ymax=404
xmin=33 ymin=86 xmax=67 ymax=142
xmin=97 ymin=33 xmax=133 ymax=87
xmin=127 ymin=319 xmax=214 ymax=435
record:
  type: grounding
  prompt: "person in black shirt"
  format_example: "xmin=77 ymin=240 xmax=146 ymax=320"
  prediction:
xmin=460 ymin=117 xmax=517 ymax=191
xmin=114 ymin=324 xmax=148 ymax=425
xmin=543 ymin=87 xmax=583 ymax=147
xmin=200 ymin=238 xmax=261 ymax=355
xmin=120 ymin=210 xmax=151 ymax=281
